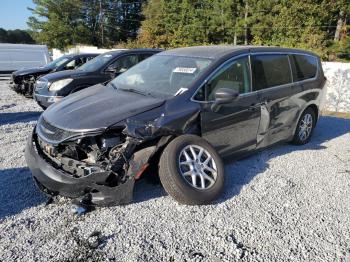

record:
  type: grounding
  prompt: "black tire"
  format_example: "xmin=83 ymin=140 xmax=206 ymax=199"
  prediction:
xmin=159 ymin=135 xmax=224 ymax=205
xmin=39 ymin=104 xmax=47 ymax=110
xmin=292 ymin=107 xmax=316 ymax=145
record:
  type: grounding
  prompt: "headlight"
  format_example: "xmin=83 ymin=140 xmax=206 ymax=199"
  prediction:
xmin=49 ymin=78 xmax=73 ymax=91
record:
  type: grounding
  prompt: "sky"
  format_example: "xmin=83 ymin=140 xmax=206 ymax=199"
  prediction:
xmin=0 ymin=0 xmax=35 ymax=30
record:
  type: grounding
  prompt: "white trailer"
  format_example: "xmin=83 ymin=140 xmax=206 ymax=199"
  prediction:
xmin=0 ymin=44 xmax=51 ymax=73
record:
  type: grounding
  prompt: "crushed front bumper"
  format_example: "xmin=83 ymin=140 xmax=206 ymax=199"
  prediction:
xmin=25 ymin=131 xmax=135 ymax=206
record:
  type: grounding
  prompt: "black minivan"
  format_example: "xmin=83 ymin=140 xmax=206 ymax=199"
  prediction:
xmin=25 ymin=46 xmax=326 ymax=207
xmin=33 ymin=49 xmax=162 ymax=109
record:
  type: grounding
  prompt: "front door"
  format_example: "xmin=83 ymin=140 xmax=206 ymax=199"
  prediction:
xmin=199 ymin=56 xmax=261 ymax=157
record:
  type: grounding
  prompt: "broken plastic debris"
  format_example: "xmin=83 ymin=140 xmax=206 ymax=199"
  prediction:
xmin=71 ymin=204 xmax=87 ymax=215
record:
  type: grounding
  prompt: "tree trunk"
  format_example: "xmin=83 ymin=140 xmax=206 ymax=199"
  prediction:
xmin=244 ymin=0 xmax=249 ymax=45
xmin=334 ymin=11 xmax=344 ymax=42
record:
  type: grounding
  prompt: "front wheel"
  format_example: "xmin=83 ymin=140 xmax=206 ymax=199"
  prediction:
xmin=159 ymin=135 xmax=224 ymax=205
xmin=292 ymin=108 xmax=316 ymax=145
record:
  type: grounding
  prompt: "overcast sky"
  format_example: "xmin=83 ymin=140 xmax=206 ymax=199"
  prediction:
xmin=0 ymin=0 xmax=35 ymax=30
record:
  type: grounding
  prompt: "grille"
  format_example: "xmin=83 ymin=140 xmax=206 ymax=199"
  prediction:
xmin=37 ymin=118 xmax=77 ymax=143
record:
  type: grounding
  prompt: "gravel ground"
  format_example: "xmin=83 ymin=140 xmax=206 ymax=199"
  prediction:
xmin=0 ymin=80 xmax=350 ymax=261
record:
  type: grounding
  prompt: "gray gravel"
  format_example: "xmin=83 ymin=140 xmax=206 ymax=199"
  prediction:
xmin=0 ymin=80 xmax=350 ymax=261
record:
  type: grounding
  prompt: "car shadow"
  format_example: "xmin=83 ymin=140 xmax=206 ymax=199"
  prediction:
xmin=1 ymin=116 xmax=349 ymax=216
xmin=0 ymin=111 xmax=41 ymax=126
xmin=132 ymin=116 xmax=350 ymax=205
xmin=0 ymin=167 xmax=46 ymax=220
xmin=218 ymin=115 xmax=350 ymax=203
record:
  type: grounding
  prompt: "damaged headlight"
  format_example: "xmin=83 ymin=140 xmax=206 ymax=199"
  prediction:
xmin=49 ymin=78 xmax=73 ymax=91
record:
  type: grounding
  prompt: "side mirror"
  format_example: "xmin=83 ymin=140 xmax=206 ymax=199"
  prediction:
xmin=211 ymin=88 xmax=239 ymax=111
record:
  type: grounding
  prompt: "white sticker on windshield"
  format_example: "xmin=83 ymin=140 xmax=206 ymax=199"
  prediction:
xmin=173 ymin=67 xmax=197 ymax=74
xmin=103 ymin=54 xmax=112 ymax=58
xmin=174 ymin=87 xmax=188 ymax=96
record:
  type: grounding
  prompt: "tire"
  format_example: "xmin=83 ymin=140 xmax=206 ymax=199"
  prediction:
xmin=292 ymin=107 xmax=316 ymax=145
xmin=39 ymin=104 xmax=47 ymax=110
xmin=159 ymin=135 xmax=224 ymax=205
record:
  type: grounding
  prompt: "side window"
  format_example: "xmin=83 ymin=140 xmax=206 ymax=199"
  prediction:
xmin=205 ymin=56 xmax=251 ymax=101
xmin=75 ymin=58 xmax=86 ymax=68
xmin=109 ymin=55 xmax=139 ymax=74
xmin=64 ymin=59 xmax=76 ymax=70
xmin=251 ymin=54 xmax=292 ymax=91
xmin=290 ymin=54 xmax=318 ymax=81
xmin=139 ymin=53 xmax=154 ymax=61
xmin=87 ymin=56 xmax=95 ymax=62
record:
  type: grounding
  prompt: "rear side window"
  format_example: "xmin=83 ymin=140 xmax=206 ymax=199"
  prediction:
xmin=251 ymin=54 xmax=292 ymax=91
xmin=139 ymin=53 xmax=154 ymax=61
xmin=290 ymin=54 xmax=318 ymax=81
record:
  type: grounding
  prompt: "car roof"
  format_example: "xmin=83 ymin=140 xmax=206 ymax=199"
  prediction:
xmin=159 ymin=45 xmax=318 ymax=59
xmin=102 ymin=48 xmax=163 ymax=57
xmin=77 ymin=53 xmax=99 ymax=57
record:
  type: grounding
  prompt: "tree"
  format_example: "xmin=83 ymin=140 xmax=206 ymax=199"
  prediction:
xmin=28 ymin=0 xmax=146 ymax=49
xmin=137 ymin=0 xmax=350 ymax=60
xmin=0 ymin=28 xmax=35 ymax=44
xmin=28 ymin=0 xmax=91 ymax=50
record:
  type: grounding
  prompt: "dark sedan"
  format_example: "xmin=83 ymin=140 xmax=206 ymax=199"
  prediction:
xmin=33 ymin=49 xmax=162 ymax=109
xmin=10 ymin=53 xmax=98 ymax=97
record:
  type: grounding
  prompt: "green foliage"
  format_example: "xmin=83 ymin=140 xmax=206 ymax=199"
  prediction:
xmin=138 ymin=0 xmax=350 ymax=61
xmin=28 ymin=0 xmax=144 ymax=50
xmin=27 ymin=0 xmax=350 ymax=60
xmin=0 ymin=28 xmax=35 ymax=44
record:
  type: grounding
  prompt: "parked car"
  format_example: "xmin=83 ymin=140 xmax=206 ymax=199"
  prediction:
xmin=10 ymin=53 xmax=98 ymax=97
xmin=0 ymin=43 xmax=51 ymax=73
xmin=25 ymin=46 xmax=326 ymax=207
xmin=33 ymin=49 xmax=162 ymax=109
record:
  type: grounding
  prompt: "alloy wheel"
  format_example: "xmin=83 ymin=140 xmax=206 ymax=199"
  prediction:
xmin=178 ymin=145 xmax=217 ymax=190
xmin=298 ymin=113 xmax=313 ymax=141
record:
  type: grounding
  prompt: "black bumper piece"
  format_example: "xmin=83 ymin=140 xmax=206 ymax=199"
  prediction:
xmin=25 ymin=132 xmax=135 ymax=206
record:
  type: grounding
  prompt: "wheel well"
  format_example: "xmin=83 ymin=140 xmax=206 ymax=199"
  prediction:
xmin=307 ymin=104 xmax=319 ymax=125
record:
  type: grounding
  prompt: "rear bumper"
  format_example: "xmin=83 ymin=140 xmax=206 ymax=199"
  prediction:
xmin=25 ymin=131 xmax=135 ymax=206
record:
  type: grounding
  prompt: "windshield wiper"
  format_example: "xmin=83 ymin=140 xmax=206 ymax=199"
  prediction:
xmin=119 ymin=88 xmax=154 ymax=97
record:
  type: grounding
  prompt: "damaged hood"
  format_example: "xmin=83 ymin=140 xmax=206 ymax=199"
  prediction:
xmin=42 ymin=84 xmax=165 ymax=131
xmin=43 ymin=69 xmax=87 ymax=81
xmin=13 ymin=66 xmax=52 ymax=77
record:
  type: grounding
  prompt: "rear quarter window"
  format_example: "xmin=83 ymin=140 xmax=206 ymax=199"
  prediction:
xmin=251 ymin=54 xmax=292 ymax=91
xmin=290 ymin=54 xmax=318 ymax=81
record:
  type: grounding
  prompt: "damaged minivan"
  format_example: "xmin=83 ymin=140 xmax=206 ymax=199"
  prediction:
xmin=25 ymin=46 xmax=326 ymax=206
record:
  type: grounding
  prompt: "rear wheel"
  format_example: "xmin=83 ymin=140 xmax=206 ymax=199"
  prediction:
xmin=292 ymin=107 xmax=316 ymax=145
xmin=159 ymin=135 xmax=224 ymax=205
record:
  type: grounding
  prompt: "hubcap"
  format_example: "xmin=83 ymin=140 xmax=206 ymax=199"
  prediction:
xmin=178 ymin=145 xmax=217 ymax=190
xmin=298 ymin=113 xmax=313 ymax=141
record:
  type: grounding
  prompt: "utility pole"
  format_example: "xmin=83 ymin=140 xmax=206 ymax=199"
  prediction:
xmin=244 ymin=0 xmax=249 ymax=45
xmin=100 ymin=0 xmax=104 ymax=46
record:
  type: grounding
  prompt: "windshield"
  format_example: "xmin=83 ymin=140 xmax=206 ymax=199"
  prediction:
xmin=78 ymin=53 xmax=116 ymax=72
xmin=110 ymin=55 xmax=212 ymax=98
xmin=45 ymin=56 xmax=71 ymax=69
